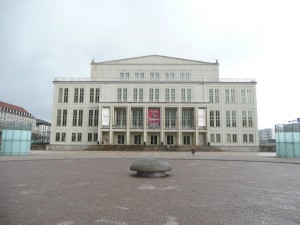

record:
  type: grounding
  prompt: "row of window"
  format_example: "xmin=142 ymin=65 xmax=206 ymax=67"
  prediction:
xmin=210 ymin=133 xmax=254 ymax=143
xmin=209 ymin=88 xmax=253 ymax=104
xmin=58 ymin=87 xmax=253 ymax=104
xmin=55 ymin=132 xmax=98 ymax=142
xmin=56 ymin=108 xmax=254 ymax=128
xmin=120 ymin=72 xmax=190 ymax=80
xmin=55 ymin=132 xmax=254 ymax=144
xmin=57 ymin=109 xmax=99 ymax=127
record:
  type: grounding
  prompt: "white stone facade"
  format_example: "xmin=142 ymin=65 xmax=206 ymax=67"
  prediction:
xmin=50 ymin=55 xmax=259 ymax=150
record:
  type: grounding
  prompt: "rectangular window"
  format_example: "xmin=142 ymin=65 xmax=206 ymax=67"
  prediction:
xmin=57 ymin=109 xmax=62 ymax=126
xmin=150 ymin=135 xmax=158 ymax=145
xmin=180 ymin=73 xmax=189 ymax=80
xmin=79 ymin=88 xmax=84 ymax=103
xmin=88 ymin=133 xmax=93 ymax=142
xmin=78 ymin=110 xmax=83 ymax=126
xmin=72 ymin=133 xmax=76 ymax=142
xmin=117 ymin=88 xmax=128 ymax=102
xmin=165 ymin=89 xmax=170 ymax=102
xmin=242 ymin=110 xmax=253 ymax=127
xmin=116 ymin=109 xmax=126 ymax=127
xmin=233 ymin=134 xmax=237 ymax=143
xmin=210 ymin=110 xmax=214 ymax=127
xmin=94 ymin=110 xmax=99 ymax=126
xmin=209 ymin=89 xmax=219 ymax=103
xmin=120 ymin=72 xmax=129 ymax=80
xmin=216 ymin=134 xmax=221 ymax=143
xmin=88 ymin=110 xmax=93 ymax=126
xmin=154 ymin=89 xmax=159 ymax=102
xmin=165 ymin=109 xmax=176 ymax=128
xmin=167 ymin=135 xmax=174 ymax=145
xmin=209 ymin=110 xmax=220 ymax=127
xmin=55 ymin=132 xmax=60 ymax=141
xmin=243 ymin=134 xmax=248 ymax=143
xmin=241 ymin=89 xmax=252 ymax=104
xmin=118 ymin=135 xmax=125 ymax=144
xmin=171 ymin=89 xmax=175 ymax=102
xmin=182 ymin=109 xmax=193 ymax=128
xmin=117 ymin=88 xmax=122 ymax=102
xmin=90 ymin=88 xmax=94 ymax=103
xmin=226 ymin=110 xmax=237 ymax=127
xmin=149 ymin=89 xmax=154 ymax=102
xmin=181 ymin=89 xmax=185 ymax=102
xmin=249 ymin=134 xmax=254 ymax=143
xmin=183 ymin=135 xmax=190 ymax=145
xmin=134 ymin=135 xmax=141 ymax=144
xmin=210 ymin=134 xmax=215 ymax=143
xmin=123 ymin=89 xmax=127 ymax=102
xmin=61 ymin=133 xmax=66 ymax=142
xmin=63 ymin=88 xmax=68 ymax=103
xmin=165 ymin=88 xmax=175 ymax=102
xmin=58 ymin=88 xmax=63 ymax=103
xmin=132 ymin=109 xmax=143 ymax=128
xmin=95 ymin=88 xmax=100 ymax=102
xmin=74 ymin=88 xmax=79 ymax=103
xmin=135 ymin=72 xmax=144 ymax=80
xmin=139 ymin=88 xmax=143 ymax=102
xmin=73 ymin=110 xmax=77 ymax=126
xmin=77 ymin=133 xmax=82 ymax=142
xmin=225 ymin=89 xmax=236 ymax=103
xmin=165 ymin=73 xmax=174 ymax=80
xmin=133 ymin=88 xmax=138 ymax=102
xmin=94 ymin=133 xmax=98 ymax=142
xmin=62 ymin=110 xmax=67 ymax=126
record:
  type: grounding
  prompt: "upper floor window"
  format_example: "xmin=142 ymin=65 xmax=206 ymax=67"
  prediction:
xmin=165 ymin=73 xmax=174 ymax=80
xmin=133 ymin=88 xmax=143 ymax=102
xmin=242 ymin=110 xmax=253 ymax=127
xmin=74 ymin=88 xmax=79 ymax=103
xmin=209 ymin=89 xmax=219 ymax=103
xmin=149 ymin=88 xmax=159 ymax=102
xmin=225 ymin=89 xmax=236 ymax=104
xmin=95 ymin=88 xmax=100 ymax=102
xmin=226 ymin=110 xmax=237 ymax=127
xmin=120 ymin=72 xmax=129 ymax=80
xmin=79 ymin=88 xmax=84 ymax=103
xmin=117 ymin=88 xmax=128 ymax=102
xmin=180 ymin=73 xmax=189 ymax=80
xmin=241 ymin=89 xmax=253 ymax=104
xmin=150 ymin=72 xmax=159 ymax=80
xmin=181 ymin=88 xmax=191 ymax=102
xmin=58 ymin=88 xmax=68 ymax=103
xmin=210 ymin=110 xmax=220 ymax=127
xmin=135 ymin=72 xmax=144 ymax=80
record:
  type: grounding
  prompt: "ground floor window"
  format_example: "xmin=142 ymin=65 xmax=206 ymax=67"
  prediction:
xmin=94 ymin=133 xmax=98 ymax=142
xmin=150 ymin=135 xmax=158 ymax=145
xmin=72 ymin=133 xmax=76 ymax=142
xmin=226 ymin=134 xmax=237 ymax=143
xmin=183 ymin=135 xmax=191 ymax=145
xmin=210 ymin=133 xmax=221 ymax=143
xmin=167 ymin=135 xmax=174 ymax=145
xmin=56 ymin=132 xmax=66 ymax=142
xmin=88 ymin=133 xmax=93 ymax=142
xmin=134 ymin=135 xmax=141 ymax=144
xmin=118 ymin=135 xmax=125 ymax=144
xmin=243 ymin=134 xmax=254 ymax=143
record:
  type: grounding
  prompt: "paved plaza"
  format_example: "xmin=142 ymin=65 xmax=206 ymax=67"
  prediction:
xmin=0 ymin=151 xmax=300 ymax=225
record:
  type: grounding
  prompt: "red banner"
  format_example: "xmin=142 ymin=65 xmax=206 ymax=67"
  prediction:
xmin=148 ymin=108 xmax=160 ymax=128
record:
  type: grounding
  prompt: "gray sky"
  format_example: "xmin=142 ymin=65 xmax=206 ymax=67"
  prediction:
xmin=1 ymin=0 xmax=299 ymax=129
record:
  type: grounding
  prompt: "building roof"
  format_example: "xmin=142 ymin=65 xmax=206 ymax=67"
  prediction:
xmin=36 ymin=119 xmax=51 ymax=126
xmin=0 ymin=101 xmax=33 ymax=117
xmin=92 ymin=54 xmax=219 ymax=65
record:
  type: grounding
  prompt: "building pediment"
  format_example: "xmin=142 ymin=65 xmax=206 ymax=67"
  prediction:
xmin=94 ymin=55 xmax=216 ymax=65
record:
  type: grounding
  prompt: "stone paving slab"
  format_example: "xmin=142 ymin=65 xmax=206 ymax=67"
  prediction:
xmin=0 ymin=151 xmax=300 ymax=225
xmin=1 ymin=150 xmax=300 ymax=164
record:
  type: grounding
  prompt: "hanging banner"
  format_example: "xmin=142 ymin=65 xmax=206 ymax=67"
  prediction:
xmin=148 ymin=108 xmax=160 ymax=128
xmin=198 ymin=108 xmax=206 ymax=126
xmin=102 ymin=108 xmax=110 ymax=126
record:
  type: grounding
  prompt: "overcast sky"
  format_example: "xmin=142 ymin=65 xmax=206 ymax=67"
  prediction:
xmin=1 ymin=0 xmax=299 ymax=129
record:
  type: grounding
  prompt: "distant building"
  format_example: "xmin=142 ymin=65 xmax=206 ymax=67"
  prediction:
xmin=258 ymin=128 xmax=275 ymax=145
xmin=0 ymin=101 xmax=36 ymax=138
xmin=50 ymin=55 xmax=259 ymax=151
xmin=35 ymin=119 xmax=51 ymax=143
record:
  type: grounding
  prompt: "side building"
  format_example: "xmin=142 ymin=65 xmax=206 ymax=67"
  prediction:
xmin=50 ymin=55 xmax=258 ymax=151
xmin=0 ymin=101 xmax=36 ymax=143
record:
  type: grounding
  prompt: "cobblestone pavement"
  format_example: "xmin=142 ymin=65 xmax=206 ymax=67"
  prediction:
xmin=1 ymin=151 xmax=300 ymax=225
